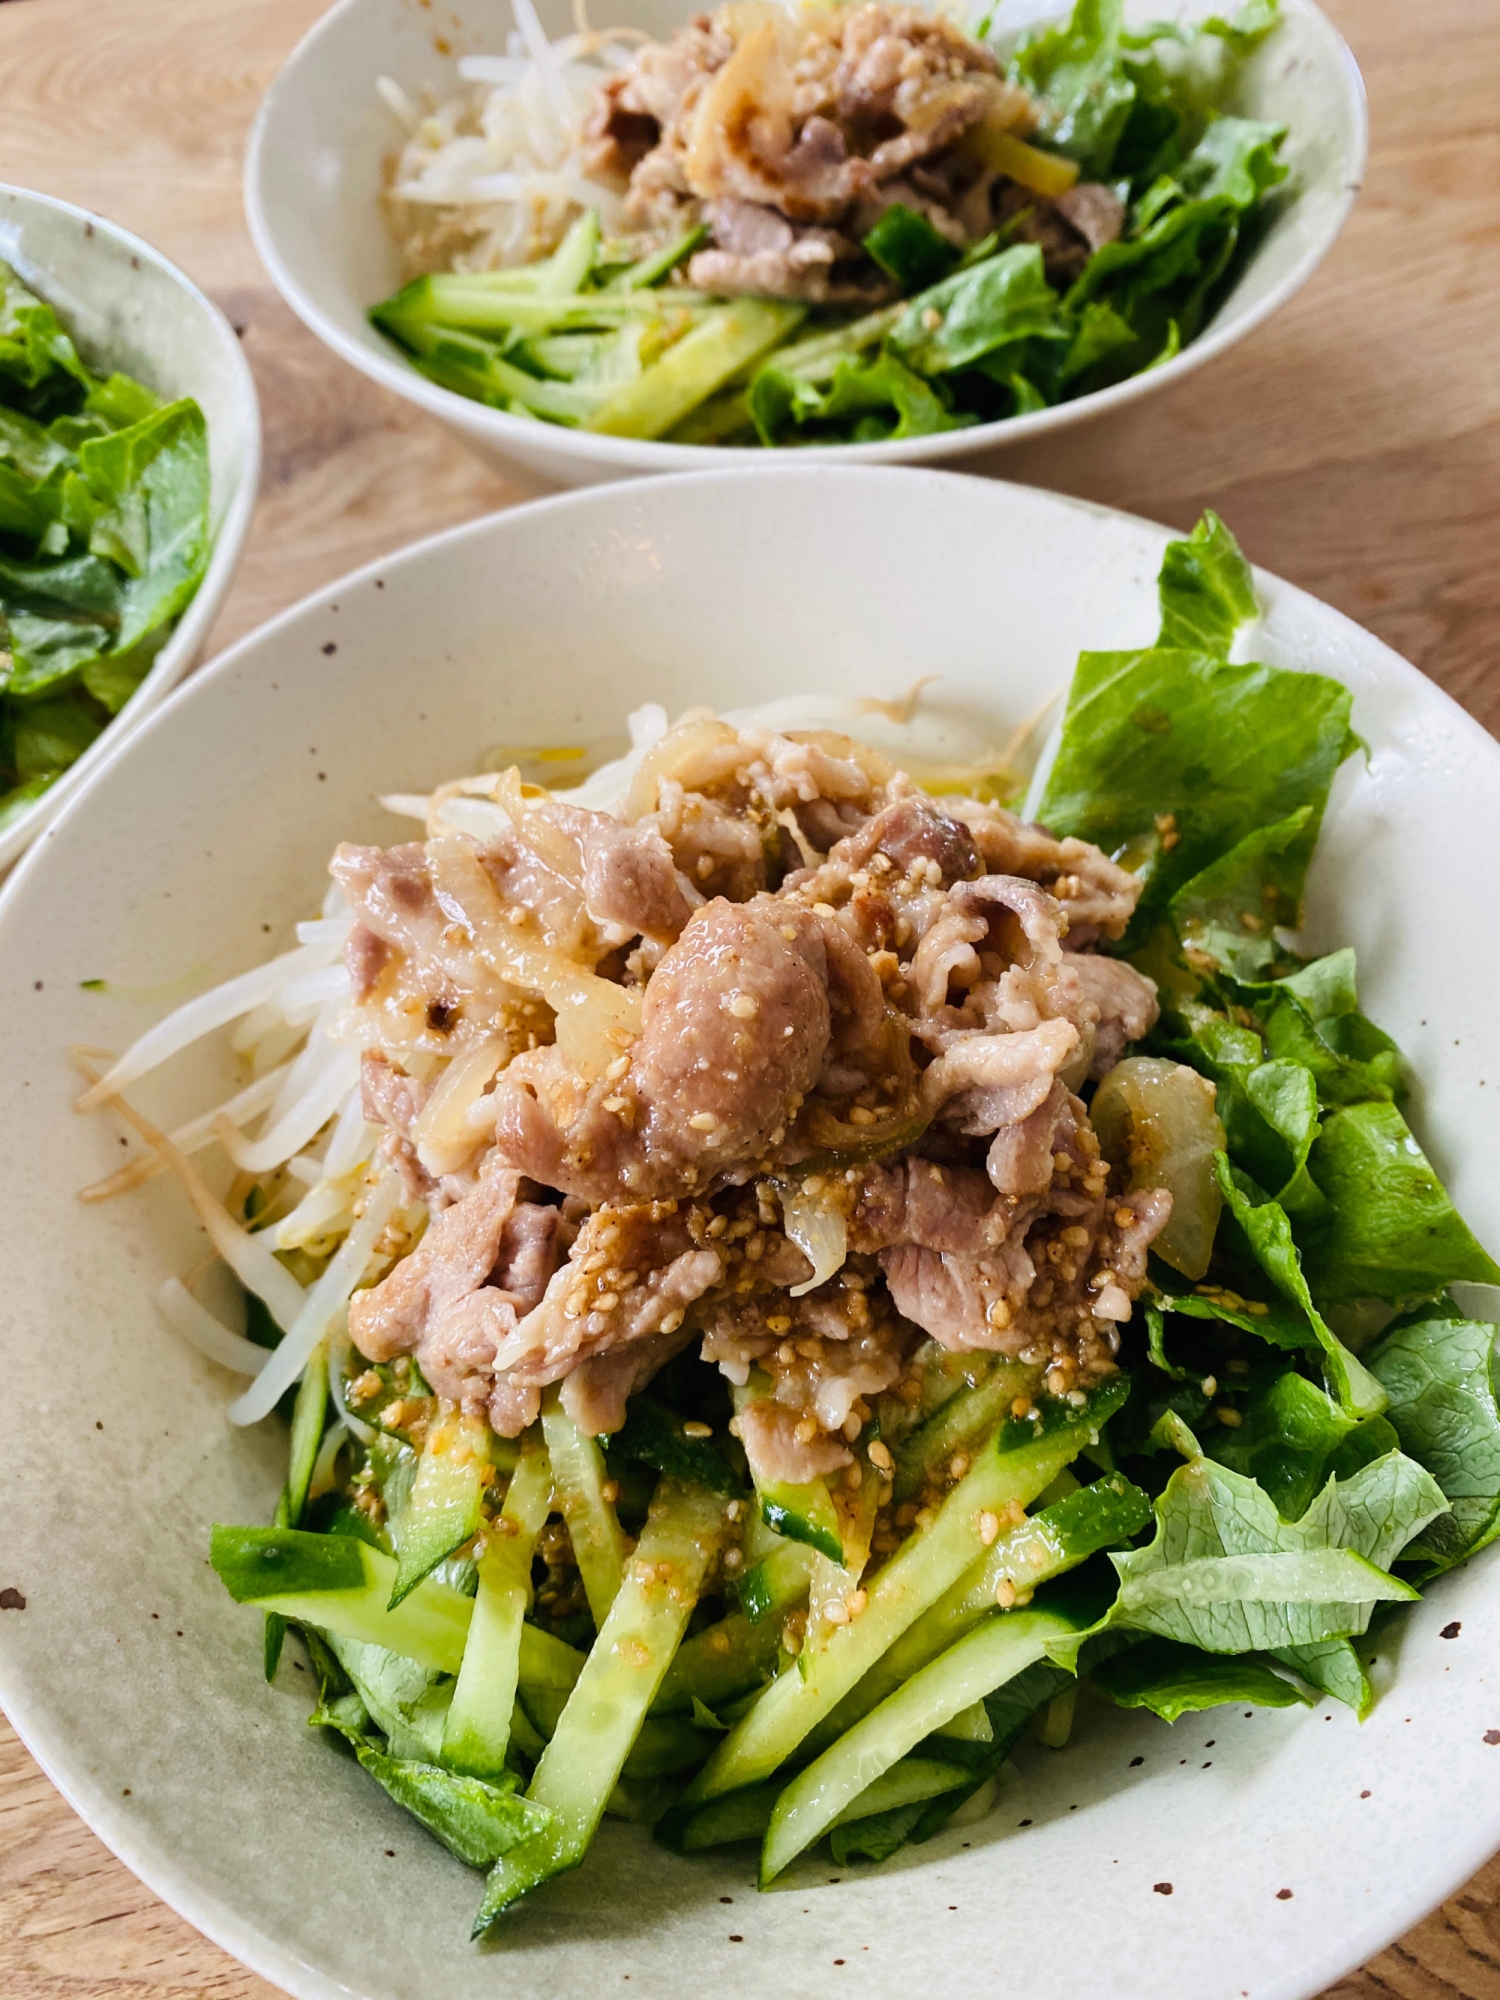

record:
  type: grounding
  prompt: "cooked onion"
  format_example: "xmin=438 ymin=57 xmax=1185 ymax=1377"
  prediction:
xmin=780 ymin=1180 xmax=849 ymax=1297
xmin=1091 ymin=1056 xmax=1225 ymax=1280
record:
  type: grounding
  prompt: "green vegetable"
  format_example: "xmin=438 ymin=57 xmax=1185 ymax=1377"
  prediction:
xmin=473 ymin=1478 xmax=729 ymax=1929
xmin=1090 ymin=1636 xmax=1310 ymax=1720
xmin=654 ymin=1782 xmax=780 ymax=1856
xmin=443 ymin=1435 xmax=553 ymax=1779
xmin=685 ymin=1381 xmax=1127 ymax=1804
xmin=892 ymin=1357 xmax=1040 ymax=1501
xmin=863 ymin=204 xmax=962 ymax=293
xmin=0 ymin=262 xmax=210 ymax=828
xmin=761 ymin=1604 xmax=1088 ymax=1882
xmin=542 ymin=1390 xmax=631 ymax=1627
xmin=1367 ymin=1300 xmax=1500 ymax=1573
xmin=611 ymin=1397 xmax=737 ymax=1493
xmin=313 ymin=1705 xmax=550 ymax=1867
xmin=1071 ymin=1443 xmax=1444 ymax=1665
xmin=388 ymin=1409 xmax=488 ymax=1608
xmin=210 ymin=1525 xmax=584 ymax=1689
xmin=1300 ymin=1104 xmax=1500 ymax=1302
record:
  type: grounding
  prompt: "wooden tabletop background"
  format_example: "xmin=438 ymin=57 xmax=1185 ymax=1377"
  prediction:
xmin=2 ymin=0 xmax=1499 ymax=1992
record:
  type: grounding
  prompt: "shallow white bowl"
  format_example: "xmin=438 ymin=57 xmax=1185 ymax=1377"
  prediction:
xmin=1 ymin=469 xmax=1496 ymax=2000
xmin=245 ymin=0 xmax=1365 ymax=490
xmin=0 ymin=185 xmax=261 ymax=870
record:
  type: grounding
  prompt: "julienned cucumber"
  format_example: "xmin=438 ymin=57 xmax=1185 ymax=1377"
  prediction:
xmin=442 ymin=1436 xmax=553 ymax=1779
xmin=685 ymin=1380 xmax=1128 ymax=1804
xmin=893 ymin=1358 xmax=1042 ymax=1501
xmin=759 ymin=1475 xmax=845 ymax=1563
xmin=736 ymin=1537 xmax=818 ymax=1625
xmin=388 ymin=1408 xmax=490 ymax=1609
xmin=209 ymin=1526 xmax=582 ymax=1690
xmin=761 ymin=1605 xmax=1086 ymax=1883
xmin=804 ymin=1471 xmax=1150 ymax=1752
xmin=541 ymin=1390 xmax=631 ymax=1627
xmin=473 ymin=1479 xmax=730 ymax=1932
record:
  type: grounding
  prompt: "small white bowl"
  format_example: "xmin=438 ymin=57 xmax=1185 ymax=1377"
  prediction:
xmin=0 ymin=185 xmax=261 ymax=870
xmin=246 ymin=0 xmax=1365 ymax=490
xmin=0 ymin=468 xmax=1497 ymax=2000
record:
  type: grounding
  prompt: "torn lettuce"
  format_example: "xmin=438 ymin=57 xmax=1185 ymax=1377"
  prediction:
xmin=0 ymin=261 xmax=210 ymax=832
xmin=1367 ymin=1300 xmax=1500 ymax=1573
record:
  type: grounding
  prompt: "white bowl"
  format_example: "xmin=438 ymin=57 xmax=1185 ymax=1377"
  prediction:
xmin=245 ymin=0 xmax=1366 ymax=491
xmin=1 ymin=469 xmax=1496 ymax=2000
xmin=0 ymin=185 xmax=261 ymax=870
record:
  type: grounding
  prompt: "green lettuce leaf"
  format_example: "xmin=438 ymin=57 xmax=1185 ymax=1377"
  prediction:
xmin=1084 ymin=1446 xmax=1443 ymax=1660
xmin=1270 ymin=1637 xmax=1372 ymax=1715
xmin=1009 ymin=0 xmax=1137 ymax=179
xmin=1206 ymin=1365 xmax=1397 ymax=1521
xmin=0 ymin=261 xmax=92 ymax=411
xmin=1090 ymin=1635 xmax=1309 ymax=1720
xmin=66 ymin=398 xmax=210 ymax=647
xmin=886 ymin=245 xmax=1066 ymax=376
xmin=1300 ymin=1104 xmax=1500 ymax=1301
xmin=751 ymin=350 xmax=961 ymax=445
xmin=312 ymin=1704 xmax=549 ymax=1868
xmin=1034 ymin=521 xmax=1356 ymax=941
xmin=1169 ymin=808 xmax=1311 ymax=979
xmin=1214 ymin=1154 xmax=1387 ymax=1416
xmin=1155 ymin=506 xmax=1259 ymax=652
xmin=1366 ymin=1300 xmax=1500 ymax=1572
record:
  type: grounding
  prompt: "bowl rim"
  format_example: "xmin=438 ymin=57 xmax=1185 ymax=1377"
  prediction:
xmin=242 ymin=0 xmax=1368 ymax=475
xmin=4 ymin=465 xmax=1496 ymax=2000
xmin=0 ymin=181 xmax=263 ymax=871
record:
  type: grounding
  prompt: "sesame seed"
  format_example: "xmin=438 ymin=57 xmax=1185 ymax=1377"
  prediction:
xmin=689 ymin=1111 xmax=719 ymax=1131
xmin=1213 ymin=1406 xmax=1242 ymax=1428
xmin=978 ymin=1511 xmax=1001 ymax=1546
xmin=996 ymin=1578 xmax=1018 ymax=1609
xmin=682 ymin=1420 xmax=713 ymax=1439
xmin=600 ymin=1479 xmax=620 ymax=1503
xmin=728 ymin=992 xmax=759 ymax=1018
xmin=868 ymin=1440 xmax=894 ymax=1473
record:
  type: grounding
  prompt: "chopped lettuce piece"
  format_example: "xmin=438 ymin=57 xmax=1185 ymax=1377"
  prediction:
xmin=886 ymin=245 xmax=1066 ymax=376
xmin=1367 ymin=1300 xmax=1500 ymax=1572
xmin=1076 ymin=1445 xmax=1444 ymax=1663
xmin=1155 ymin=508 xmax=1259 ymax=653
xmin=1090 ymin=1636 xmax=1309 ymax=1720
xmin=1301 ymin=1105 xmax=1500 ymax=1302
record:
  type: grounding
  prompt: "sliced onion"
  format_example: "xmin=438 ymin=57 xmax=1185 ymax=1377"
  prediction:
xmin=1091 ymin=1056 xmax=1225 ymax=1281
xmin=76 ymin=939 xmax=336 ymax=1112
xmin=229 ymin=1171 xmax=403 ymax=1427
xmin=414 ymin=1034 xmax=508 ymax=1176
xmin=781 ymin=1181 xmax=849 ymax=1297
xmin=157 ymin=1278 xmax=270 ymax=1376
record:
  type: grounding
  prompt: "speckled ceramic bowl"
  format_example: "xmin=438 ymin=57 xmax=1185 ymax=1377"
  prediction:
xmin=0 ymin=185 xmax=261 ymax=871
xmin=0 ymin=469 xmax=1496 ymax=2000
xmin=245 ymin=0 xmax=1365 ymax=490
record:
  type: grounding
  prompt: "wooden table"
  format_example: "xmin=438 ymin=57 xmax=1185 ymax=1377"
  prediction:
xmin=2 ymin=0 xmax=1498 ymax=1992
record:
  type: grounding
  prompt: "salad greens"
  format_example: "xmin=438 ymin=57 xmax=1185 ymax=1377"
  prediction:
xmin=0 ymin=262 xmax=212 ymax=835
xmin=207 ymin=508 xmax=1498 ymax=1936
xmin=368 ymin=0 xmax=1287 ymax=447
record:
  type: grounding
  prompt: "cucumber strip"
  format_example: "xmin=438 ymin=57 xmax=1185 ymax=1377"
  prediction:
xmin=287 ymin=1339 xmax=329 ymax=1523
xmin=542 ymin=1390 xmax=631 ymax=1627
xmin=442 ymin=1436 xmax=553 ymax=1779
xmin=651 ymin=1602 xmax=791 ymax=1716
xmin=211 ymin=1526 xmax=583 ymax=1688
xmin=519 ymin=1686 xmax=712 ymax=1780
xmin=829 ymin=1753 xmax=972 ymax=1827
xmin=934 ymin=1701 xmax=994 ymax=1743
xmin=738 ymin=1537 xmax=818 ymax=1624
xmin=608 ymin=221 xmax=707 ymax=290
xmin=655 ymin=1782 xmax=780 ymax=1855
xmin=805 ymin=1471 xmax=1149 ymax=1751
xmin=474 ymin=1478 xmax=729 ymax=1931
xmin=389 ymin=1408 xmax=489 ymax=1608
xmin=760 ymin=1606 xmax=1082 ymax=1883
xmin=684 ymin=1381 xmax=1126 ymax=1804
xmin=893 ymin=1359 xmax=1041 ymax=1501
xmin=586 ymin=301 xmax=805 ymax=439
xmin=539 ymin=208 xmax=601 ymax=295
xmin=759 ymin=1475 xmax=843 ymax=1561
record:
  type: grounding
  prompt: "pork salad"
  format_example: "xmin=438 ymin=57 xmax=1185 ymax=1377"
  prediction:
xmin=80 ymin=515 xmax=1500 ymax=1930
xmin=367 ymin=0 xmax=1290 ymax=445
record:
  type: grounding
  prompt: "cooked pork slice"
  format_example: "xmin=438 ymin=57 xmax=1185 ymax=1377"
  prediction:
xmin=345 ymin=922 xmax=392 ymax=1003
xmin=560 ymin=1321 xmax=698 ymax=1434
xmin=733 ymin=1399 xmax=855 ymax=1484
xmin=943 ymin=798 xmax=1143 ymax=946
xmin=1057 ymin=953 xmax=1160 ymax=1078
xmin=348 ymin=1159 xmax=525 ymax=1370
xmin=688 ymin=200 xmax=887 ymax=303
xmin=481 ymin=801 xmax=693 ymax=958
xmin=491 ymin=895 xmax=854 ymax=1201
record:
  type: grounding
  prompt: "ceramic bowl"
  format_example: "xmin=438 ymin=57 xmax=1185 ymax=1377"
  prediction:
xmin=0 ymin=184 xmax=261 ymax=871
xmin=1 ymin=468 xmax=1496 ymax=2000
xmin=245 ymin=0 xmax=1366 ymax=491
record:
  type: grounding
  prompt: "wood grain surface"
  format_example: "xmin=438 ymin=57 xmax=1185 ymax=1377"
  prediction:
xmin=1 ymin=0 xmax=1498 ymax=1993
